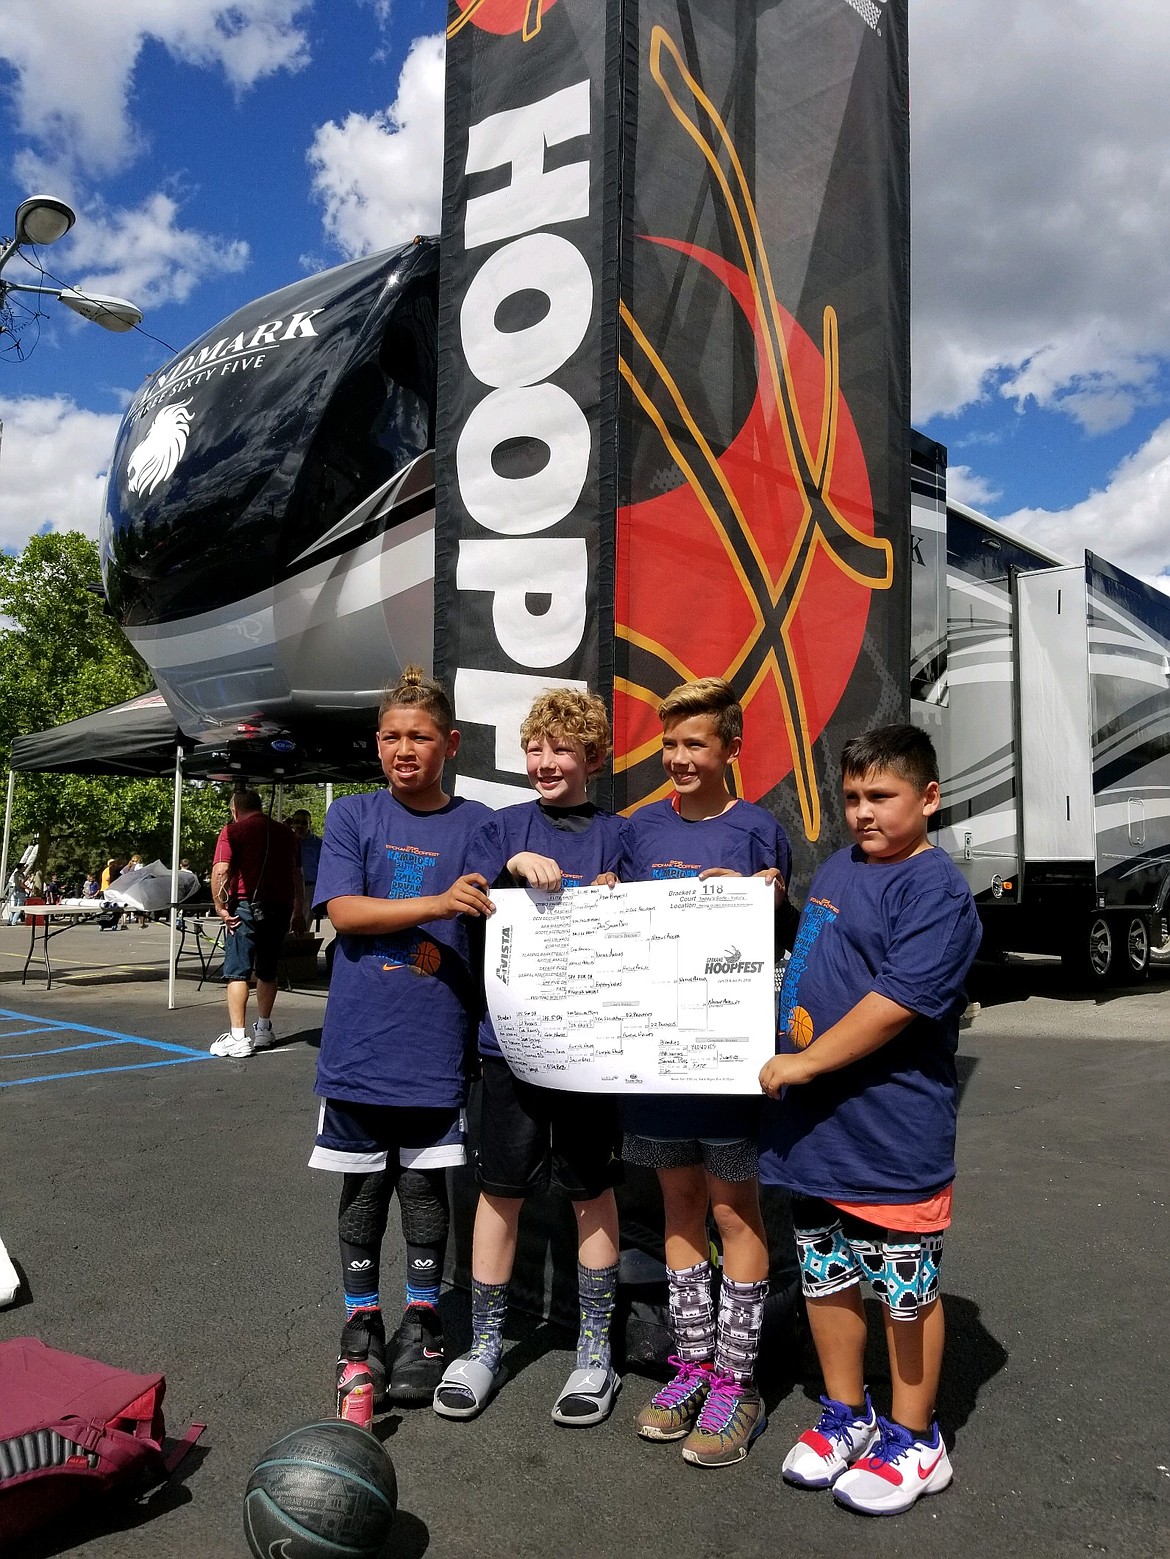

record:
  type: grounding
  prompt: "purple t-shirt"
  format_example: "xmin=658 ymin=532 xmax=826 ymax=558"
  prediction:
xmin=623 ymin=796 xmax=792 ymax=1140
xmin=314 ymin=789 xmax=492 ymax=1109
xmin=623 ymin=796 xmax=792 ymax=885
xmin=467 ymin=801 xmax=635 ymax=1058
xmin=759 ymin=844 xmax=982 ymax=1201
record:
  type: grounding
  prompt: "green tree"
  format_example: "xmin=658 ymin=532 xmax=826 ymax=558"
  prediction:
xmin=0 ymin=531 xmax=228 ymax=887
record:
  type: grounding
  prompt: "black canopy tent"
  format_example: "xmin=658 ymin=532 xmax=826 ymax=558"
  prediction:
xmin=9 ymin=691 xmax=185 ymax=777
xmin=1 ymin=691 xmax=192 ymax=1005
xmin=2 ymin=691 xmax=362 ymax=1005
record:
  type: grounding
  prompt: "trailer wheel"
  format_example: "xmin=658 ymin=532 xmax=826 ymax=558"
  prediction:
xmin=1119 ymin=914 xmax=1150 ymax=983
xmin=1062 ymin=914 xmax=1114 ymax=986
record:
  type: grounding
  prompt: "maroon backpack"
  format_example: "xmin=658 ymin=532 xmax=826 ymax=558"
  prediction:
xmin=0 ymin=1337 xmax=204 ymax=1549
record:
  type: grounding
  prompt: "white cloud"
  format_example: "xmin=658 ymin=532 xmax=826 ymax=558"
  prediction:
xmin=0 ymin=396 xmax=122 ymax=549
xmin=1002 ymin=417 xmax=1170 ymax=589
xmin=911 ymin=1 xmax=1170 ymax=433
xmin=62 ymin=193 xmax=250 ymax=309
xmin=0 ymin=0 xmax=310 ymax=176
xmin=947 ymin=465 xmax=1002 ymax=510
xmin=308 ymin=33 xmax=445 ymax=257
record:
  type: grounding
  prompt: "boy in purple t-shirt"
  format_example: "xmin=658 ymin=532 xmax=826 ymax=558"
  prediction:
xmin=624 ymin=678 xmax=791 ymax=1469
xmin=310 ymin=667 xmax=494 ymax=1429
xmin=433 ymin=689 xmax=634 ymax=1429
xmin=759 ymin=724 xmax=980 ymax=1516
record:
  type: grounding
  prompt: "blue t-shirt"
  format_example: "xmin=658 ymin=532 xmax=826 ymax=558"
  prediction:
xmin=623 ymin=796 xmax=792 ymax=885
xmin=468 ymin=800 xmax=635 ymax=1057
xmin=623 ymin=796 xmax=792 ymax=1140
xmin=314 ymin=790 xmax=492 ymax=1109
xmin=759 ymin=844 xmax=981 ymax=1201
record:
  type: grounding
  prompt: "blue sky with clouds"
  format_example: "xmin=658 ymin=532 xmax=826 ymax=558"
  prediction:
xmin=0 ymin=0 xmax=1168 ymax=588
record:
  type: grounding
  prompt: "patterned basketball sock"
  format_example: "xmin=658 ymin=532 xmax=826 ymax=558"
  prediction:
xmin=467 ymin=1279 xmax=509 ymax=1372
xmin=575 ymin=1262 xmax=619 ymax=1370
xmin=668 ymin=1260 xmax=715 ymax=1363
xmin=714 ymin=1273 xmax=768 ymax=1384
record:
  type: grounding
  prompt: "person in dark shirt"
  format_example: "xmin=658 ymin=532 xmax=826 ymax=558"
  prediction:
xmin=624 ymin=677 xmax=790 ymax=1469
xmin=311 ymin=667 xmax=493 ymax=1428
xmin=209 ymin=790 xmax=303 ymax=1058
xmin=432 ymin=689 xmax=632 ymax=1429
xmin=759 ymin=724 xmax=980 ymax=1516
xmin=289 ymin=810 xmax=322 ymax=928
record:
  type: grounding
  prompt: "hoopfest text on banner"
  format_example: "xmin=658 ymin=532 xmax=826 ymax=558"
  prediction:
xmin=435 ymin=0 xmax=621 ymax=809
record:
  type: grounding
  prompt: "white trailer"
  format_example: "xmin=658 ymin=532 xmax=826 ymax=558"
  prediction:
xmin=911 ymin=431 xmax=1170 ymax=983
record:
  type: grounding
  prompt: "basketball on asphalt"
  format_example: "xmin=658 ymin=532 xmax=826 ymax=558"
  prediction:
xmin=243 ymin=1419 xmax=397 ymax=1559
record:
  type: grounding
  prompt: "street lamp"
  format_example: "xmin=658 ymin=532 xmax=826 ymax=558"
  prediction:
xmin=0 ymin=193 xmax=143 ymax=335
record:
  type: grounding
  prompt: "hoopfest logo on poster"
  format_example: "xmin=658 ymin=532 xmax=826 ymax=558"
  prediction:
xmin=614 ymin=22 xmax=901 ymax=844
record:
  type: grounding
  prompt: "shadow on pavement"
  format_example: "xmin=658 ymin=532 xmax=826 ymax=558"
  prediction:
xmin=782 ymin=1290 xmax=1007 ymax=1444
xmin=3 ymin=1257 xmax=33 ymax=1311
xmin=938 ymin=1292 xmax=1009 ymax=1439
xmin=278 ymin=1026 xmax=322 ymax=1050
xmin=17 ymin=1442 xmax=211 ymax=1559
xmin=969 ymin=955 xmax=1169 ymax=1011
xmin=387 ymin=1509 xmax=430 ymax=1557
xmin=0 ymin=965 xmax=171 ymax=988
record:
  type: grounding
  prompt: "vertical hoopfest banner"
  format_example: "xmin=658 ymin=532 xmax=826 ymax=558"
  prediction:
xmin=435 ymin=0 xmax=621 ymax=807
xmin=437 ymin=0 xmax=910 ymax=885
xmin=613 ymin=0 xmax=910 ymax=891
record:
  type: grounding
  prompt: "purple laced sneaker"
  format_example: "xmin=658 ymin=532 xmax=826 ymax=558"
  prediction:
xmin=680 ymin=1371 xmax=767 ymax=1467
xmin=635 ymin=1355 xmax=714 ymax=1441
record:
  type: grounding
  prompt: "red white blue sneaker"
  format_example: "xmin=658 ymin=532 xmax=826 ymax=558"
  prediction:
xmin=782 ymin=1391 xmax=878 ymax=1487
xmin=832 ymin=1416 xmax=953 ymax=1515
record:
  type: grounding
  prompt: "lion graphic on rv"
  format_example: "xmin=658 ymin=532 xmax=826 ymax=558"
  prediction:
xmin=126 ymin=401 xmax=193 ymax=497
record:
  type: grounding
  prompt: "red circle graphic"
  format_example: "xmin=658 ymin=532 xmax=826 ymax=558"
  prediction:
xmin=450 ymin=0 xmax=560 ymax=37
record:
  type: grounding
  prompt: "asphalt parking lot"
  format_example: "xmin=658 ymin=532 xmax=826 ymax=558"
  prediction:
xmin=1 ymin=923 xmax=1168 ymax=1558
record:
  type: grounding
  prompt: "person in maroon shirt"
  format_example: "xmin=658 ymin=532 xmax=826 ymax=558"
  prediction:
xmin=209 ymin=789 xmax=304 ymax=1058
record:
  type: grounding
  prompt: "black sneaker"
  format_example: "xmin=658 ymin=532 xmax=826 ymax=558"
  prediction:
xmin=335 ymin=1307 xmax=387 ymax=1423
xmin=386 ymin=1303 xmax=445 ymax=1403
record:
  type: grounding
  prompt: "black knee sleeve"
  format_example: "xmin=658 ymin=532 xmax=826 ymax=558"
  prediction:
xmin=396 ymin=1168 xmax=449 ymax=1246
xmin=339 ymin=1171 xmax=392 ymax=1247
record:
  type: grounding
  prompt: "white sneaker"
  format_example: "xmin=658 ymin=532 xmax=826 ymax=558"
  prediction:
xmin=782 ymin=1390 xmax=878 ymax=1487
xmin=209 ymin=1031 xmax=254 ymax=1058
xmin=832 ymin=1417 xmax=953 ymax=1515
xmin=251 ymin=1022 xmax=275 ymax=1050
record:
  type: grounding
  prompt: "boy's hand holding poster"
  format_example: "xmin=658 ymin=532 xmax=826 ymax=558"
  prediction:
xmin=484 ymin=877 xmax=774 ymax=1093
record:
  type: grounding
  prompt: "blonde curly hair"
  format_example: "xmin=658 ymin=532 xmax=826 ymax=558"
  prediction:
xmin=520 ymin=688 xmax=612 ymax=764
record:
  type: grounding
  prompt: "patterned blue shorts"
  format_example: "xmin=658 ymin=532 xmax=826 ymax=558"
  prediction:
xmin=791 ymin=1195 xmax=944 ymax=1322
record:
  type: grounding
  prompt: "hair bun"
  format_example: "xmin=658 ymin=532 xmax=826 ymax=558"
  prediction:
xmin=400 ymin=664 xmax=424 ymax=687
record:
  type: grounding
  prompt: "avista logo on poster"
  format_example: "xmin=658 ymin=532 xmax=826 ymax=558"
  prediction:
xmin=496 ymin=925 xmax=513 ymax=984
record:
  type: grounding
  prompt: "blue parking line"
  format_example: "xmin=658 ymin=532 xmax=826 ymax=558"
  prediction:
xmin=0 ymin=1006 xmax=206 ymax=1057
xmin=2 ymin=1056 xmax=211 ymax=1088
xmin=5 ymin=1040 xmax=144 ymax=1060
xmin=0 ymin=1027 xmax=57 ymax=1039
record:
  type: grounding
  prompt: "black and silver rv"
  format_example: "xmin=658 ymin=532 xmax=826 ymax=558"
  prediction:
xmin=99 ymin=240 xmax=440 ymax=777
xmin=912 ymin=432 xmax=1170 ymax=983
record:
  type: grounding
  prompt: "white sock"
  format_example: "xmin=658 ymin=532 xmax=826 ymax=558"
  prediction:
xmin=230 ymin=1027 xmax=247 ymax=1040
